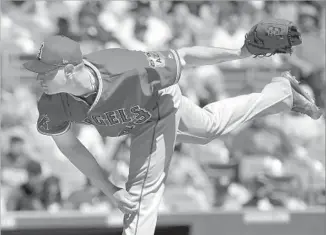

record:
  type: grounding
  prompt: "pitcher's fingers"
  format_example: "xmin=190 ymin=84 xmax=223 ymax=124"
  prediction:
xmin=124 ymin=193 xmax=137 ymax=202
xmin=125 ymin=201 xmax=138 ymax=212
xmin=118 ymin=205 xmax=129 ymax=214
xmin=120 ymin=205 xmax=138 ymax=214
xmin=122 ymin=198 xmax=138 ymax=208
xmin=119 ymin=207 xmax=129 ymax=214
xmin=120 ymin=198 xmax=138 ymax=209
xmin=127 ymin=206 xmax=138 ymax=213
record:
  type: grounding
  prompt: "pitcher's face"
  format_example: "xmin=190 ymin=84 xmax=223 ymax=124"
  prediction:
xmin=36 ymin=69 xmax=67 ymax=94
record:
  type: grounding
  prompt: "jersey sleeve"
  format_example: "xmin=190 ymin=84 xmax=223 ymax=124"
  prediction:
xmin=96 ymin=48 xmax=182 ymax=91
xmin=141 ymin=50 xmax=182 ymax=91
xmin=37 ymin=94 xmax=71 ymax=136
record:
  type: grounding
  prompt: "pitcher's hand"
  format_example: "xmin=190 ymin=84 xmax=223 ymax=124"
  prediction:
xmin=112 ymin=188 xmax=138 ymax=214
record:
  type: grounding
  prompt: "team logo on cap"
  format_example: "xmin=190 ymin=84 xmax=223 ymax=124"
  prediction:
xmin=37 ymin=43 xmax=44 ymax=60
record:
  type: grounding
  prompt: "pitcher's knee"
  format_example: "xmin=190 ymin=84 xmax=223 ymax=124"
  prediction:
xmin=192 ymin=107 xmax=223 ymax=144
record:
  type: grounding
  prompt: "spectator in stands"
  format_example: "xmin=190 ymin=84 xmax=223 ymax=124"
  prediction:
xmin=274 ymin=1 xmax=298 ymax=22
xmin=205 ymin=156 xmax=250 ymax=210
xmin=265 ymin=85 xmax=325 ymax=166
xmin=180 ymin=65 xmax=227 ymax=107
xmin=65 ymin=176 xmax=114 ymax=212
xmin=2 ymin=135 xmax=26 ymax=167
xmin=41 ymin=175 xmax=63 ymax=212
xmin=77 ymin=1 xmax=119 ymax=53
xmin=300 ymin=159 xmax=326 ymax=205
xmin=164 ymin=143 xmax=212 ymax=211
xmin=65 ymin=178 xmax=100 ymax=210
xmin=1 ymin=134 xmax=30 ymax=213
xmin=130 ymin=2 xmax=151 ymax=43
xmin=311 ymin=188 xmax=326 ymax=206
xmin=78 ymin=13 xmax=112 ymax=44
xmin=113 ymin=1 xmax=172 ymax=50
xmin=193 ymin=2 xmax=218 ymax=46
xmin=261 ymin=1 xmax=276 ymax=19
xmin=171 ymin=1 xmax=218 ymax=47
xmin=211 ymin=2 xmax=247 ymax=50
xmin=6 ymin=160 xmax=45 ymax=211
xmin=1 ymin=135 xmax=31 ymax=188
xmin=283 ymin=1 xmax=326 ymax=109
xmin=244 ymin=157 xmax=307 ymax=210
xmin=166 ymin=1 xmax=195 ymax=48
xmin=229 ymin=119 xmax=295 ymax=161
xmin=56 ymin=17 xmax=81 ymax=42
xmin=1 ymin=86 xmax=38 ymax=129
xmin=96 ymin=1 xmax=132 ymax=48
xmin=1 ymin=194 xmax=7 ymax=214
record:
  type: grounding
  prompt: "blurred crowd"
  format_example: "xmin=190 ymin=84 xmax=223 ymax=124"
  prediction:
xmin=1 ymin=0 xmax=325 ymax=214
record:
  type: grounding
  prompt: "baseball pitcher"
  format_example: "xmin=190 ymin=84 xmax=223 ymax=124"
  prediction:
xmin=23 ymin=19 xmax=321 ymax=235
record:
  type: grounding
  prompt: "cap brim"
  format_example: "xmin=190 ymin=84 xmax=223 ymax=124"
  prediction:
xmin=23 ymin=60 xmax=59 ymax=73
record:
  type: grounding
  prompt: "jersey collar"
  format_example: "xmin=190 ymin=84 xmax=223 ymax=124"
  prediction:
xmin=83 ymin=59 xmax=103 ymax=114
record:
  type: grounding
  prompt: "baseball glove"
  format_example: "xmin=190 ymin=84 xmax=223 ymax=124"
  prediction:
xmin=245 ymin=19 xmax=302 ymax=57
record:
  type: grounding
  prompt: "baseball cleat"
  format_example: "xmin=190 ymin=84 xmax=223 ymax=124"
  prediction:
xmin=281 ymin=71 xmax=323 ymax=120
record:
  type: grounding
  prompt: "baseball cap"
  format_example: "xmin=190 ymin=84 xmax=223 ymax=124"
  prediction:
xmin=23 ymin=35 xmax=83 ymax=74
